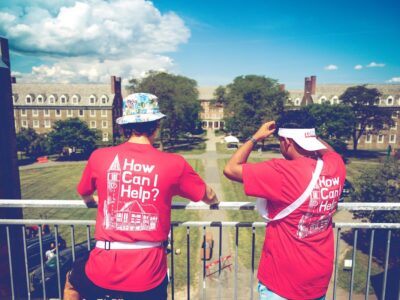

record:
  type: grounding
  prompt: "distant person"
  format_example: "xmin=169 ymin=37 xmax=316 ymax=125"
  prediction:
xmin=224 ymin=111 xmax=346 ymax=299
xmin=387 ymin=144 xmax=392 ymax=158
xmin=64 ymin=93 xmax=219 ymax=300
xmin=45 ymin=242 xmax=56 ymax=261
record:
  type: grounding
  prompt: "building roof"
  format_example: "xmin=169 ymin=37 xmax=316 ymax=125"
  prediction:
xmin=12 ymin=83 xmax=116 ymax=107
xmin=198 ymin=86 xmax=217 ymax=100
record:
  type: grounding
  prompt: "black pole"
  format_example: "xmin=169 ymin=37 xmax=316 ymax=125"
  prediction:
xmin=0 ymin=36 xmax=26 ymax=298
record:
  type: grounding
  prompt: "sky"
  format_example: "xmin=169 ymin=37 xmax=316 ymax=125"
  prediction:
xmin=0 ymin=0 xmax=399 ymax=89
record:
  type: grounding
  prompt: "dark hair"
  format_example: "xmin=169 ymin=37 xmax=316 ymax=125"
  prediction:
xmin=121 ymin=120 xmax=159 ymax=138
xmin=276 ymin=110 xmax=316 ymax=130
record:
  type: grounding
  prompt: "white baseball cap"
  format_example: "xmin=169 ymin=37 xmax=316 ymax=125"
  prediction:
xmin=278 ymin=128 xmax=327 ymax=151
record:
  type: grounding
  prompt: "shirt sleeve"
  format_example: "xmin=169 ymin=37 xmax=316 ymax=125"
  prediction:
xmin=77 ymin=157 xmax=96 ymax=196
xmin=242 ymin=160 xmax=283 ymax=201
xmin=175 ymin=160 xmax=206 ymax=202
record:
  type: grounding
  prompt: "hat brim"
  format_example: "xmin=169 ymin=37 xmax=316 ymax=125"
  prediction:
xmin=116 ymin=113 xmax=166 ymax=125
xmin=292 ymin=137 xmax=327 ymax=151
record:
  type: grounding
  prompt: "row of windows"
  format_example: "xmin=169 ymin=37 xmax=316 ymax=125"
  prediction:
xmin=19 ymin=119 xmax=109 ymax=129
xmin=17 ymin=109 xmax=108 ymax=118
xmin=358 ymin=122 xmax=398 ymax=130
xmin=13 ymin=94 xmax=109 ymax=105
xmin=291 ymin=96 xmax=400 ymax=106
xmin=365 ymin=134 xmax=396 ymax=144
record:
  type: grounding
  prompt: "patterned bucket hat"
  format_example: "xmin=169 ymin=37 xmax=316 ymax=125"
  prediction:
xmin=116 ymin=93 xmax=166 ymax=124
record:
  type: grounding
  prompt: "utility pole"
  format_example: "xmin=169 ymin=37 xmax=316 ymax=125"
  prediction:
xmin=0 ymin=37 xmax=26 ymax=299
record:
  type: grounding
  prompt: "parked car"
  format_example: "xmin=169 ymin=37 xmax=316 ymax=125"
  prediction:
xmin=30 ymin=239 xmax=95 ymax=297
xmin=27 ymin=233 xmax=66 ymax=272
xmin=339 ymin=179 xmax=354 ymax=202
xmin=200 ymin=232 xmax=214 ymax=261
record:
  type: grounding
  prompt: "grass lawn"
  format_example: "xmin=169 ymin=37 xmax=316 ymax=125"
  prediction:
xmin=20 ymin=159 xmax=204 ymax=291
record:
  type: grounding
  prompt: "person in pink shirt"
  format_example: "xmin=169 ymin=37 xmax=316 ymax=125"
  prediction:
xmin=64 ymin=93 xmax=218 ymax=300
xmin=224 ymin=111 xmax=346 ymax=300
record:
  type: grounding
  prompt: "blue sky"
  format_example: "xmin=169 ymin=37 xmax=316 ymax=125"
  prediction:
xmin=1 ymin=0 xmax=399 ymax=88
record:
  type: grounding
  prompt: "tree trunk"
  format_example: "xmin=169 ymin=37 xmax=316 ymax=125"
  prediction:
xmin=353 ymin=131 xmax=358 ymax=151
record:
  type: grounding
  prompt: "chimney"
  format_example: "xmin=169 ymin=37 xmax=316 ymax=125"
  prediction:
xmin=111 ymin=75 xmax=121 ymax=95
xmin=301 ymin=76 xmax=314 ymax=106
xmin=279 ymin=84 xmax=285 ymax=92
xmin=310 ymin=75 xmax=316 ymax=95
xmin=304 ymin=77 xmax=311 ymax=95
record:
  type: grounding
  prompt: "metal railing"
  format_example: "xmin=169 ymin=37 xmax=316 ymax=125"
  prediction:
xmin=1 ymin=200 xmax=399 ymax=300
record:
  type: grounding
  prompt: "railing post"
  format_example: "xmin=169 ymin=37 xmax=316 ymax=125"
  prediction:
xmin=0 ymin=36 xmax=26 ymax=299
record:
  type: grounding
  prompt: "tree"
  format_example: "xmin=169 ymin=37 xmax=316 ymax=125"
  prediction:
xmin=128 ymin=71 xmax=202 ymax=146
xmin=29 ymin=134 xmax=50 ymax=158
xmin=48 ymin=118 xmax=100 ymax=156
xmin=214 ymin=85 xmax=226 ymax=104
xmin=303 ymin=103 xmax=355 ymax=153
xmin=224 ymin=75 xmax=287 ymax=138
xmin=340 ymin=85 xmax=394 ymax=151
xmin=16 ymin=127 xmax=38 ymax=156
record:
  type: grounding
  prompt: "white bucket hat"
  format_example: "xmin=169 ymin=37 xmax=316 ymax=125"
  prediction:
xmin=278 ymin=128 xmax=326 ymax=151
xmin=116 ymin=93 xmax=165 ymax=125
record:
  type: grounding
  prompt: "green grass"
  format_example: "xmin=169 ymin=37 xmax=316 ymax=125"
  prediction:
xmin=338 ymin=247 xmax=382 ymax=295
xmin=20 ymin=159 xmax=204 ymax=291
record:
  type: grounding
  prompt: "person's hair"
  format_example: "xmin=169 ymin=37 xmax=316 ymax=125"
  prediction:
xmin=121 ymin=120 xmax=159 ymax=138
xmin=276 ymin=110 xmax=316 ymax=130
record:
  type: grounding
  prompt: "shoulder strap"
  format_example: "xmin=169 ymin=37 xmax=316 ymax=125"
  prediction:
xmin=256 ymin=158 xmax=324 ymax=222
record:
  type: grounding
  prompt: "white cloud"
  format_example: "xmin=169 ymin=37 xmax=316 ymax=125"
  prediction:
xmin=387 ymin=77 xmax=400 ymax=83
xmin=0 ymin=0 xmax=190 ymax=83
xmin=366 ymin=62 xmax=385 ymax=68
xmin=354 ymin=64 xmax=363 ymax=70
xmin=324 ymin=64 xmax=338 ymax=71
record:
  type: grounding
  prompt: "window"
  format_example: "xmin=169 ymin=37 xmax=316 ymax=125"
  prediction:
xmin=32 ymin=109 xmax=38 ymax=117
xmin=90 ymin=110 xmax=96 ymax=117
xmin=391 ymin=122 xmax=397 ymax=130
xmin=44 ymin=120 xmax=51 ymax=128
xmin=79 ymin=110 xmax=84 ymax=117
xmin=392 ymin=111 xmax=398 ymax=119
xmin=21 ymin=120 xmax=28 ymax=128
xmin=102 ymin=120 xmax=108 ymax=128
xmin=33 ymin=120 xmax=39 ymax=128
xmin=319 ymin=97 xmax=327 ymax=104
xmin=67 ymin=109 xmax=73 ymax=117
xmin=72 ymin=95 xmax=80 ymax=104
xmin=387 ymin=97 xmax=394 ymax=106
xmin=12 ymin=94 xmax=18 ymax=103
xmin=55 ymin=109 xmax=61 ymax=117
xmin=25 ymin=95 xmax=33 ymax=104
xmin=89 ymin=95 xmax=96 ymax=104
xmin=378 ymin=135 xmax=384 ymax=143
xmin=36 ymin=95 xmax=44 ymax=104
xmin=90 ymin=121 xmax=96 ymax=128
xmin=44 ymin=109 xmax=50 ymax=117
xmin=48 ymin=95 xmax=56 ymax=104
xmin=101 ymin=109 xmax=108 ymax=117
xmin=365 ymin=134 xmax=372 ymax=143
xmin=101 ymin=95 xmax=108 ymax=104
xmin=102 ymin=132 xmax=109 ymax=142
xmin=60 ymin=95 xmax=68 ymax=104
xmin=389 ymin=134 xmax=396 ymax=144
xmin=331 ymin=96 xmax=338 ymax=104
xmin=366 ymin=124 xmax=373 ymax=130
xmin=295 ymin=98 xmax=301 ymax=106
xmin=21 ymin=109 xmax=27 ymax=117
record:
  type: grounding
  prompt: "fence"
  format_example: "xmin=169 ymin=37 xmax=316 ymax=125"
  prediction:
xmin=1 ymin=200 xmax=399 ymax=300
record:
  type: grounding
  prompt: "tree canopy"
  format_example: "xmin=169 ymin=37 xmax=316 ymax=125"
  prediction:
xmin=127 ymin=71 xmax=202 ymax=143
xmin=224 ymin=75 xmax=287 ymax=138
xmin=340 ymin=85 xmax=394 ymax=150
xmin=48 ymin=118 xmax=100 ymax=155
xmin=303 ymin=103 xmax=355 ymax=153
xmin=16 ymin=127 xmax=38 ymax=155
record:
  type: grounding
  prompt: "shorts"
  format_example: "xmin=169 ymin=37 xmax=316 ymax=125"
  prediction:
xmin=257 ymin=281 xmax=326 ymax=300
xmin=69 ymin=253 xmax=168 ymax=300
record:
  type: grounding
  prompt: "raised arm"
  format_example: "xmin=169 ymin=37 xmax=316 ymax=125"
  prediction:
xmin=224 ymin=121 xmax=276 ymax=182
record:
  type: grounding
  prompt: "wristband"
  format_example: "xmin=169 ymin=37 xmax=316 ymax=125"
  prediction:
xmin=248 ymin=136 xmax=257 ymax=145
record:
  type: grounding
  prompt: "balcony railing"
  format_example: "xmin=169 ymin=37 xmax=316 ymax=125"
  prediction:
xmin=1 ymin=200 xmax=399 ymax=300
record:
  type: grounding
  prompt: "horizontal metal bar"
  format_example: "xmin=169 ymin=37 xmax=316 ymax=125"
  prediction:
xmin=1 ymin=219 xmax=400 ymax=229
xmin=1 ymin=199 xmax=400 ymax=211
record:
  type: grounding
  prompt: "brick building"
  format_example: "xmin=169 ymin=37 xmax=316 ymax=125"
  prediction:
xmin=198 ymin=86 xmax=225 ymax=129
xmin=12 ymin=76 xmax=123 ymax=143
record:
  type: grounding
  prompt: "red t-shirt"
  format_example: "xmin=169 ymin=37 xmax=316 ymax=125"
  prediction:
xmin=243 ymin=151 xmax=346 ymax=299
xmin=77 ymin=142 xmax=206 ymax=292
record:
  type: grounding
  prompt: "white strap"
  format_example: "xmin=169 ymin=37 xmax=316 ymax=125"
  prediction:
xmin=96 ymin=240 xmax=162 ymax=250
xmin=256 ymin=158 xmax=324 ymax=222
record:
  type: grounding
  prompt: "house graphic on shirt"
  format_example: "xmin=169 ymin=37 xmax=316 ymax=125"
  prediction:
xmin=104 ymin=154 xmax=122 ymax=229
xmin=115 ymin=200 xmax=159 ymax=231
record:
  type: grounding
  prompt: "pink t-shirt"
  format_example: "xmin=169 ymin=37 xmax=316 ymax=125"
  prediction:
xmin=243 ymin=151 xmax=346 ymax=299
xmin=77 ymin=142 xmax=206 ymax=291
